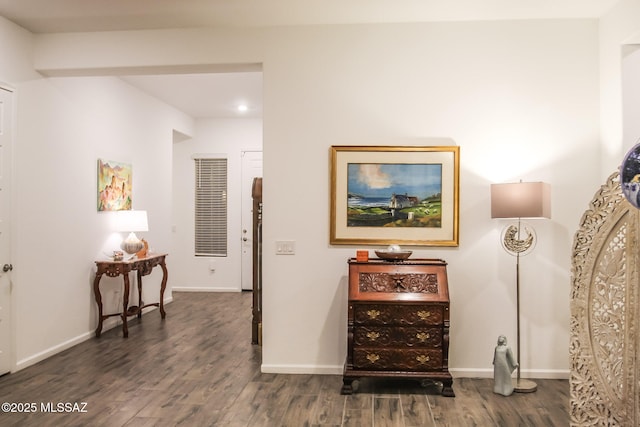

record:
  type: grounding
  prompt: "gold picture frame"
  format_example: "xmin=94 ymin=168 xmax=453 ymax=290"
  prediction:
xmin=330 ymin=145 xmax=459 ymax=246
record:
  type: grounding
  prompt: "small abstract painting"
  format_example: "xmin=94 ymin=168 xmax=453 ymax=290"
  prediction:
xmin=97 ymin=159 xmax=132 ymax=211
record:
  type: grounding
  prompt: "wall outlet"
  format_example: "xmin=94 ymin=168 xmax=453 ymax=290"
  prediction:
xmin=275 ymin=240 xmax=295 ymax=255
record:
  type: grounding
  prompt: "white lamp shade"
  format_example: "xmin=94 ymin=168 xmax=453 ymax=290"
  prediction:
xmin=111 ymin=210 xmax=149 ymax=233
xmin=491 ymin=182 xmax=551 ymax=219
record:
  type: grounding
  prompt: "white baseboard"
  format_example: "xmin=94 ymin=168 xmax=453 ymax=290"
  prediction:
xmin=15 ymin=331 xmax=95 ymax=372
xmin=14 ymin=297 xmax=173 ymax=372
xmin=259 ymin=365 xmax=570 ymax=379
xmin=447 ymin=368 xmax=569 ymax=379
xmin=261 ymin=364 xmax=344 ymax=375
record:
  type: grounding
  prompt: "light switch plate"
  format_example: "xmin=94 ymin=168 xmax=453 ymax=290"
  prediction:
xmin=275 ymin=240 xmax=295 ymax=255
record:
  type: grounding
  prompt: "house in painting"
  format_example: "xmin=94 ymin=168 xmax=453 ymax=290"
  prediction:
xmin=389 ymin=193 xmax=419 ymax=209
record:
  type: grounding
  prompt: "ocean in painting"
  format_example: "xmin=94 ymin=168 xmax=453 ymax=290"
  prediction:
xmin=348 ymin=195 xmax=389 ymax=208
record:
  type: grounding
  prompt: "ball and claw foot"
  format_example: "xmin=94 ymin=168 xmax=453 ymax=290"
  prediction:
xmin=341 ymin=378 xmax=354 ymax=395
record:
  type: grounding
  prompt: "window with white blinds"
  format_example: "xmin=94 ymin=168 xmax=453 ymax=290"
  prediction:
xmin=194 ymin=157 xmax=227 ymax=256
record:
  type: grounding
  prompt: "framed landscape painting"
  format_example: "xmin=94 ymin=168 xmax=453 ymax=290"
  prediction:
xmin=330 ymin=145 xmax=459 ymax=246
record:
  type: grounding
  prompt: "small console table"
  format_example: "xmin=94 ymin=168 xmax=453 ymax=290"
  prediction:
xmin=93 ymin=253 xmax=168 ymax=338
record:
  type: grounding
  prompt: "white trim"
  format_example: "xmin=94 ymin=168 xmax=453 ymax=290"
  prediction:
xmin=16 ymin=331 xmax=96 ymax=372
xmin=258 ymin=365 xmax=570 ymax=379
xmin=191 ymin=153 xmax=228 ymax=159
xmin=449 ymin=367 xmax=570 ymax=379
xmin=261 ymin=364 xmax=343 ymax=375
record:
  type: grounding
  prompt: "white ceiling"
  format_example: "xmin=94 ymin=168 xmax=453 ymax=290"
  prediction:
xmin=0 ymin=1 xmax=619 ymax=33
xmin=119 ymin=72 xmax=263 ymax=119
xmin=0 ymin=0 xmax=619 ymax=119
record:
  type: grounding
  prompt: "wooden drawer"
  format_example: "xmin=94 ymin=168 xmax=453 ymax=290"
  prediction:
xmin=353 ymin=348 xmax=443 ymax=371
xmin=353 ymin=303 xmax=444 ymax=326
xmin=353 ymin=326 xmax=442 ymax=348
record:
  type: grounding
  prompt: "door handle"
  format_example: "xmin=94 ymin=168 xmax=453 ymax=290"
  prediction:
xmin=2 ymin=264 xmax=13 ymax=272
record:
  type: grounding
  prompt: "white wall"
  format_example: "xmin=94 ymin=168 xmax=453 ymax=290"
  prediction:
xmin=0 ymin=16 xmax=38 ymax=84
xmin=622 ymin=47 xmax=640 ymax=147
xmin=12 ymin=76 xmax=188 ymax=368
xmin=599 ymin=0 xmax=640 ymax=173
xmin=4 ymin=12 xmax=635 ymax=378
xmin=0 ymin=15 xmax=195 ymax=369
xmin=172 ymin=118 xmax=262 ymax=291
xmin=259 ymin=21 xmax=599 ymax=376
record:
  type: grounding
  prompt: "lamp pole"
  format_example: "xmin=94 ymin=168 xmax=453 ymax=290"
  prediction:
xmin=513 ymin=218 xmax=537 ymax=393
xmin=516 ymin=248 xmax=521 ymax=384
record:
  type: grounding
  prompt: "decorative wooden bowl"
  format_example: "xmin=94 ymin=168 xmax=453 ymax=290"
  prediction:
xmin=374 ymin=250 xmax=412 ymax=261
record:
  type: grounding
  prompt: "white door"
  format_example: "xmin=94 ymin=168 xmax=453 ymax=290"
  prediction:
xmin=0 ymin=87 xmax=13 ymax=375
xmin=241 ymin=151 xmax=262 ymax=291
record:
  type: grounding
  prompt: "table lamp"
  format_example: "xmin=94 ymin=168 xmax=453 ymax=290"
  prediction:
xmin=113 ymin=210 xmax=148 ymax=255
xmin=491 ymin=181 xmax=551 ymax=393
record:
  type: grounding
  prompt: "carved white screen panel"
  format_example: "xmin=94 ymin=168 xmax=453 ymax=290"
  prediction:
xmin=570 ymin=172 xmax=639 ymax=426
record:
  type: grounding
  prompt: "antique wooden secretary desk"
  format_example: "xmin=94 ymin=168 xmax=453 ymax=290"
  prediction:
xmin=342 ymin=257 xmax=454 ymax=396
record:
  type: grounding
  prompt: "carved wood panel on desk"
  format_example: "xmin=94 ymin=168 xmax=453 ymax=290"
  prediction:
xmin=342 ymin=258 xmax=454 ymax=396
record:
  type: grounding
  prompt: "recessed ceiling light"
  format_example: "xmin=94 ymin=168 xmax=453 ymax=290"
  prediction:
xmin=237 ymin=104 xmax=248 ymax=113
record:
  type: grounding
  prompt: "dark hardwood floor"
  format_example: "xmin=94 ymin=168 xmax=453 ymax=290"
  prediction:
xmin=0 ymin=292 xmax=569 ymax=426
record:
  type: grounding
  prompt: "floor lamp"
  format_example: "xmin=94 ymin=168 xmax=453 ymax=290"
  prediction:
xmin=491 ymin=181 xmax=551 ymax=393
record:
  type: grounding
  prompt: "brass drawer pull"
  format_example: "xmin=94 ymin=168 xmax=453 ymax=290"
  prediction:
xmin=417 ymin=310 xmax=432 ymax=320
xmin=366 ymin=309 xmax=381 ymax=319
xmin=416 ymin=355 xmax=430 ymax=364
xmin=366 ymin=331 xmax=380 ymax=341
xmin=366 ymin=353 xmax=380 ymax=363
xmin=416 ymin=332 xmax=430 ymax=342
